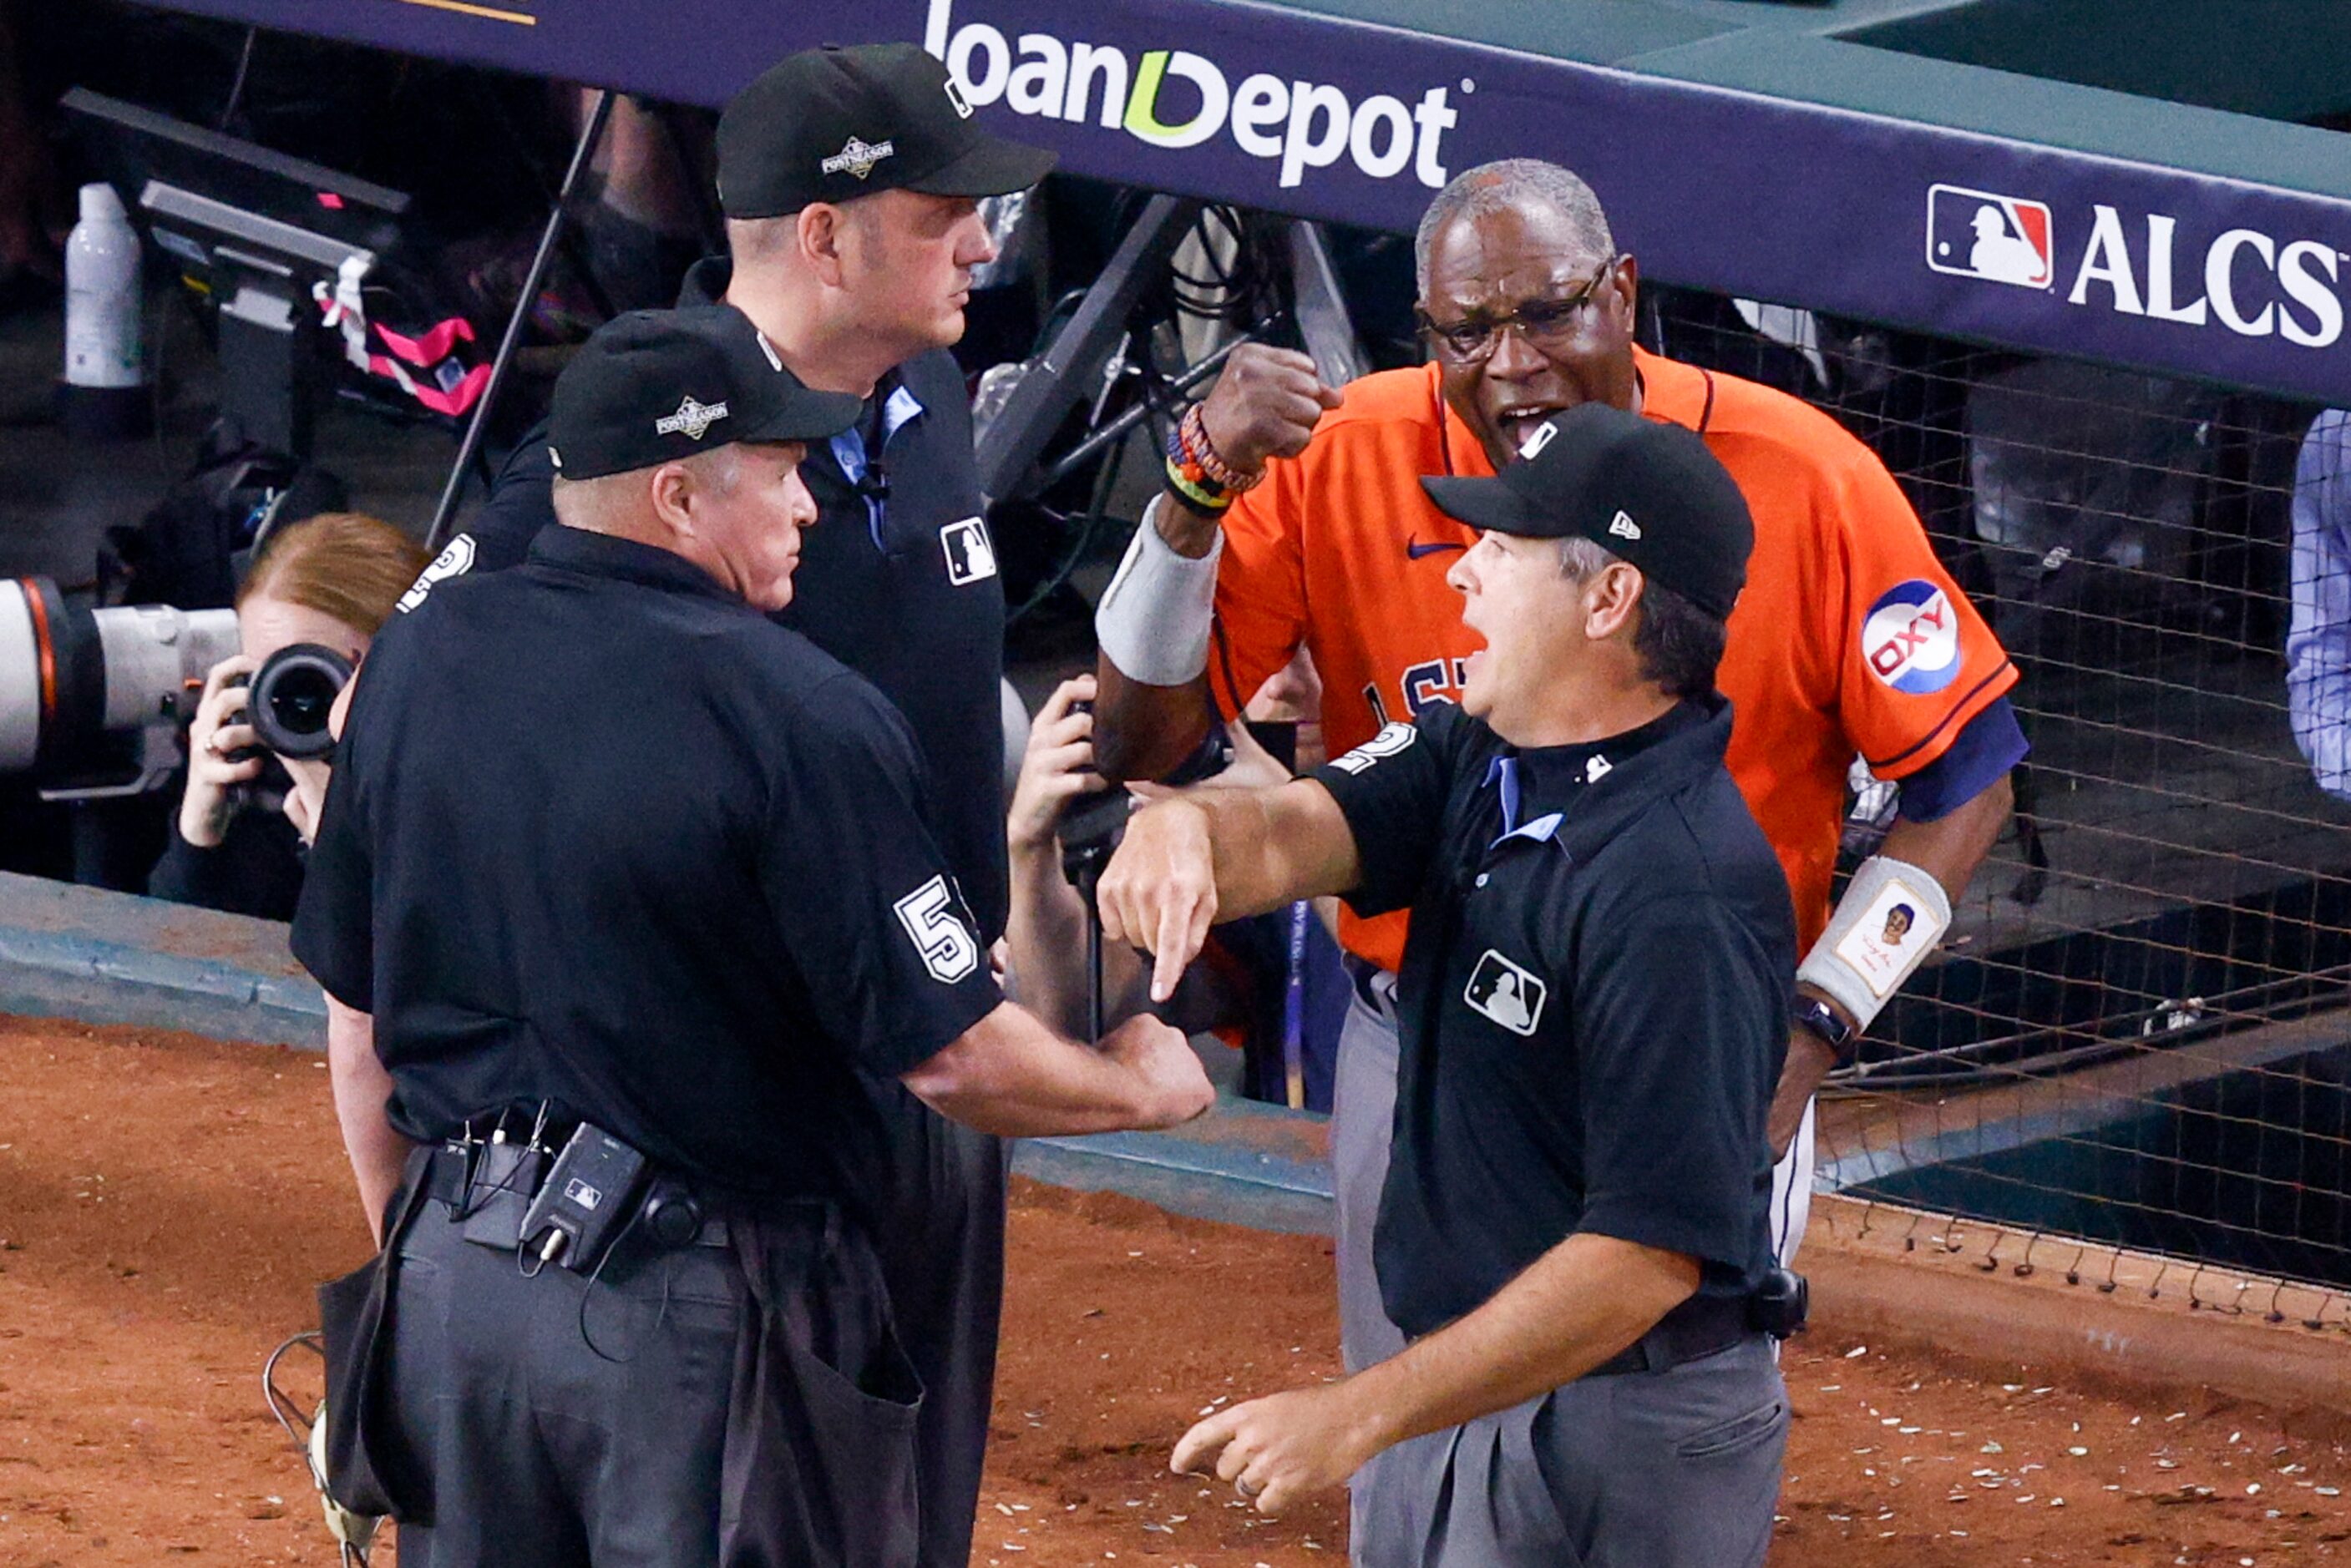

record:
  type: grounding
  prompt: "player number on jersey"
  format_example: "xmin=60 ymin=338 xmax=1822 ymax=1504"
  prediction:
xmin=894 ymin=875 xmax=980 ymax=984
xmin=1326 ymin=721 xmax=1418 ymax=776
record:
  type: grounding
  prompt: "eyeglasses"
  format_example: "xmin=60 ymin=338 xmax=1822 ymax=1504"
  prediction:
xmin=1416 ymin=257 xmax=1618 ymax=364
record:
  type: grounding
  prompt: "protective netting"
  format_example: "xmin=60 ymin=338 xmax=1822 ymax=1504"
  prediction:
xmin=1644 ymin=286 xmax=2351 ymax=1297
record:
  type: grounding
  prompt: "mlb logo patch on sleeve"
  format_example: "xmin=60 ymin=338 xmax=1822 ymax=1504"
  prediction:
xmin=1463 ymin=949 xmax=1546 ymax=1036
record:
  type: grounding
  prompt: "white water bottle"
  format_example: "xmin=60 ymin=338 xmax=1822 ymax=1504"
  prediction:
xmin=62 ymin=182 xmax=149 ymax=436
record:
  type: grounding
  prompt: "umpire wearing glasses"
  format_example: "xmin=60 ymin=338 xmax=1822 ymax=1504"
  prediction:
xmin=296 ymin=306 xmax=1211 ymax=1565
xmin=1097 ymin=404 xmax=1795 ymax=1567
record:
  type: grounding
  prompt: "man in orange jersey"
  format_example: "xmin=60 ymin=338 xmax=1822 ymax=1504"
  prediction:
xmin=1093 ymin=159 xmax=2022 ymax=1415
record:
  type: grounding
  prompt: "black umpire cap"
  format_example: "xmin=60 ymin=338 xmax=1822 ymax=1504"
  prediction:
xmin=717 ymin=42 xmax=1057 ymax=219
xmin=1421 ymin=403 xmax=1755 ymax=620
xmin=547 ymin=306 xmax=862 ymax=481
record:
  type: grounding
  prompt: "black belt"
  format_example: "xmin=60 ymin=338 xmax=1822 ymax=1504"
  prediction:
xmin=1587 ymin=1293 xmax=1757 ymax=1378
xmin=1342 ymin=952 xmax=1391 ymax=1012
xmin=420 ymin=1141 xmax=733 ymax=1249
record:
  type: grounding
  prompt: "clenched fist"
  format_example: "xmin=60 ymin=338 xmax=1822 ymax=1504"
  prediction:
xmin=1196 ymin=345 xmax=1343 ymax=478
xmin=1097 ymin=1012 xmax=1215 ymax=1129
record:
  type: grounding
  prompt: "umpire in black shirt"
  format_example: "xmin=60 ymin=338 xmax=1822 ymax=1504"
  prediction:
xmin=1097 ymin=404 xmax=1795 ymax=1566
xmin=294 ymin=306 xmax=1211 ymax=1565
xmin=413 ymin=50 xmax=1051 ymax=1565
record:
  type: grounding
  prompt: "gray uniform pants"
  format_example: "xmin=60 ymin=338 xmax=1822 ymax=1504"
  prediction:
xmin=381 ymin=1199 xmax=920 ymax=1568
xmin=1355 ymin=1337 xmax=1788 ymax=1568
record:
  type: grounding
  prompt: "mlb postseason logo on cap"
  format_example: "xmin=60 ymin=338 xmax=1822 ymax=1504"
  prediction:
xmin=655 ymin=396 xmax=729 ymax=441
xmin=821 ymin=136 xmax=897 ymax=180
xmin=1861 ymin=579 xmax=1960 ymax=694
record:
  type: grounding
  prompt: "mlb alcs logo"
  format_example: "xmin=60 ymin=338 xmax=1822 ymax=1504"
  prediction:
xmin=1927 ymin=185 xmax=2054 ymax=291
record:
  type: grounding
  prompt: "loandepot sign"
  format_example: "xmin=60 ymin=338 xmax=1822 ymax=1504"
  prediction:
xmin=924 ymin=0 xmax=1460 ymax=190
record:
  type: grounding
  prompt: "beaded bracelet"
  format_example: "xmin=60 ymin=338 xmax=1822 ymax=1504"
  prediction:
xmin=1179 ymin=402 xmax=1265 ymax=494
xmin=1163 ymin=458 xmax=1229 ymax=513
xmin=1164 ymin=410 xmax=1234 ymax=513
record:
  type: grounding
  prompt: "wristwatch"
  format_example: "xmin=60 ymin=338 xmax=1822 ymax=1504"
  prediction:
xmin=1791 ymin=994 xmax=1858 ymax=1069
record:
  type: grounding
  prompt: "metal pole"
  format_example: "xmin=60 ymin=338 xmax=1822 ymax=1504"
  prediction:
xmin=427 ymin=89 xmax=616 ymax=551
xmin=1285 ymin=220 xmax=1366 ymax=389
xmin=1031 ymin=326 xmax=1269 ymax=494
xmin=1281 ymin=898 xmax=1310 ymax=1110
xmin=973 ymin=194 xmax=1200 ymax=506
xmin=1087 ymin=901 xmax=1105 ymax=1042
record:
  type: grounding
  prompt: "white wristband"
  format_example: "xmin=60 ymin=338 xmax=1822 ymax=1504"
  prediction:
xmin=1095 ymin=495 xmax=1223 ymax=686
xmin=1796 ymin=854 xmax=1952 ymax=1029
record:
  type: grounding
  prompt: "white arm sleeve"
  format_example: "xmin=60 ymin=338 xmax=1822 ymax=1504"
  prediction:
xmin=1093 ymin=495 xmax=1224 ymax=686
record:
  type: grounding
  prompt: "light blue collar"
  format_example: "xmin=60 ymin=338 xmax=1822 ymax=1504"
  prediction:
xmin=829 ymin=382 xmax=927 ymax=549
xmin=1482 ymin=756 xmax=1564 ymax=847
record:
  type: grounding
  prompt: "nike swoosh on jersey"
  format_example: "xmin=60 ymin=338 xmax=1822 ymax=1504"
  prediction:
xmin=1406 ymin=539 xmax=1466 ymax=559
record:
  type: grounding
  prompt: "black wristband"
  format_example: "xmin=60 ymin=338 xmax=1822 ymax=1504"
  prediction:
xmin=1791 ymin=994 xmax=1858 ymax=1069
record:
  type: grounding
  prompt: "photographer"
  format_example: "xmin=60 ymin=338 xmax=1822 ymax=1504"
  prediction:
xmin=149 ymin=512 xmax=426 ymax=918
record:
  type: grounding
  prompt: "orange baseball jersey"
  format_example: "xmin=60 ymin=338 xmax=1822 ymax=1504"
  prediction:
xmin=1208 ymin=348 xmax=2018 ymax=972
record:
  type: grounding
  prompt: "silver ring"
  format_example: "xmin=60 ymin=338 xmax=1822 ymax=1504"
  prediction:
xmin=1235 ymin=1477 xmax=1261 ymax=1500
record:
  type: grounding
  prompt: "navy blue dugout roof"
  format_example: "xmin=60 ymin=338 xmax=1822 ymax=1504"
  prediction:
xmin=122 ymin=0 xmax=2351 ymax=402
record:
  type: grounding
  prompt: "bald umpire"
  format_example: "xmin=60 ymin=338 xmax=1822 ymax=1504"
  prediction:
xmin=1099 ymin=404 xmax=1793 ymax=1567
xmin=295 ymin=306 xmax=1211 ymax=1565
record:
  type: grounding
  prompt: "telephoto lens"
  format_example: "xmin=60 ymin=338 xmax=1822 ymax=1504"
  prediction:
xmin=246 ymin=643 xmax=352 ymax=760
xmin=0 ymin=575 xmax=240 ymax=781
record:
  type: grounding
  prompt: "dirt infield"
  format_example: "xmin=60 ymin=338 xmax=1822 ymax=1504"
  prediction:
xmin=2 ymin=1013 xmax=2347 ymax=1566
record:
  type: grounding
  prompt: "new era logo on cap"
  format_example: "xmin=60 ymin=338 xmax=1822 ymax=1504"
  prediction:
xmin=654 ymin=396 xmax=729 ymax=441
xmin=1608 ymin=509 xmax=1642 ymax=541
xmin=820 ymin=136 xmax=896 ymax=180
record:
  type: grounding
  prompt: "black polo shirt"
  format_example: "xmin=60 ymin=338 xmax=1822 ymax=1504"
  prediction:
xmin=1312 ymin=696 xmax=1794 ymax=1338
xmin=459 ymin=259 xmax=1010 ymax=943
xmin=291 ymin=525 xmax=1002 ymax=1210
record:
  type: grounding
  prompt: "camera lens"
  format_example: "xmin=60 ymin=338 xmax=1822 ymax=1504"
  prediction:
xmin=247 ymin=643 xmax=352 ymax=760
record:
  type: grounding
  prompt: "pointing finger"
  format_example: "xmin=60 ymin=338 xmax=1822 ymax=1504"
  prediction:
xmin=1149 ymin=907 xmax=1193 ymax=1003
xmin=1171 ymin=1409 xmax=1239 ymax=1476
